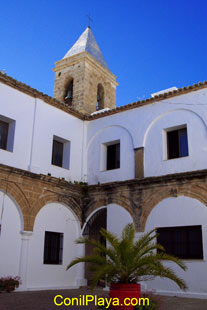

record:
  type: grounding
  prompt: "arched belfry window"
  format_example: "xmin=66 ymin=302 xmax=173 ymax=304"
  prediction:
xmin=65 ymin=80 xmax=73 ymax=105
xmin=96 ymin=83 xmax=104 ymax=111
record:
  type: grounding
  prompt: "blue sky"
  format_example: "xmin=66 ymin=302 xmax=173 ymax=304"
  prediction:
xmin=0 ymin=0 xmax=206 ymax=107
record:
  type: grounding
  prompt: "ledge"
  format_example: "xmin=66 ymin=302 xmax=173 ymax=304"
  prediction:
xmin=1 ymin=163 xmax=207 ymax=191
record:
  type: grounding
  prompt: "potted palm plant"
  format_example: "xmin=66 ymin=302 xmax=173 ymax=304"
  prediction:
xmin=67 ymin=224 xmax=187 ymax=309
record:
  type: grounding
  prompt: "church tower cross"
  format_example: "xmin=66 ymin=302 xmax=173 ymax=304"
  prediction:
xmin=86 ymin=14 xmax=93 ymax=28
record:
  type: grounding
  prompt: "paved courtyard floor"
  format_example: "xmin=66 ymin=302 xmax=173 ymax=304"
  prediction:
xmin=0 ymin=288 xmax=207 ymax=310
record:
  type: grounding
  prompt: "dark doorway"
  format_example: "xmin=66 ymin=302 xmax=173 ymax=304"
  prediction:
xmin=83 ymin=208 xmax=107 ymax=286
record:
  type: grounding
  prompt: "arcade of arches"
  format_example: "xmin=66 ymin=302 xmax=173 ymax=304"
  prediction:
xmin=1 ymin=164 xmax=207 ymax=233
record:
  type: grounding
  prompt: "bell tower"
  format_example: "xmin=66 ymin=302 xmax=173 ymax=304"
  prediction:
xmin=53 ymin=27 xmax=118 ymax=114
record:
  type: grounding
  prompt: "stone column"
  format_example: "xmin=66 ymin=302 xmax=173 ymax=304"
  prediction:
xmin=76 ymin=243 xmax=87 ymax=286
xmin=134 ymin=147 xmax=144 ymax=179
xmin=18 ymin=231 xmax=33 ymax=291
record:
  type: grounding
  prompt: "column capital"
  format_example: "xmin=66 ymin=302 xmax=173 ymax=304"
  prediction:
xmin=20 ymin=230 xmax=33 ymax=239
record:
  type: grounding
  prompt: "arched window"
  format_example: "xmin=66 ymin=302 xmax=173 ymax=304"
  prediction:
xmin=65 ymin=80 xmax=73 ymax=104
xmin=96 ymin=83 xmax=104 ymax=111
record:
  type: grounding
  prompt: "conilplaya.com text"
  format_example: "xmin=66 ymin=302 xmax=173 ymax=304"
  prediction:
xmin=54 ymin=294 xmax=149 ymax=307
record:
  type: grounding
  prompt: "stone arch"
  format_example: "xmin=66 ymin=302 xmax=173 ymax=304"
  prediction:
xmin=31 ymin=192 xmax=82 ymax=231
xmin=34 ymin=201 xmax=81 ymax=234
xmin=141 ymin=183 xmax=207 ymax=231
xmin=82 ymin=206 xmax=107 ymax=235
xmin=28 ymin=200 xmax=82 ymax=288
xmin=0 ymin=180 xmax=30 ymax=230
xmin=84 ymin=197 xmax=137 ymax=230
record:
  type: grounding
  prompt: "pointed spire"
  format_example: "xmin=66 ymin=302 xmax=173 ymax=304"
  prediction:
xmin=63 ymin=27 xmax=109 ymax=69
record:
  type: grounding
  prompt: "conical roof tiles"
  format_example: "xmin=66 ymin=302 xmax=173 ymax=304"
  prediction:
xmin=63 ymin=27 xmax=109 ymax=69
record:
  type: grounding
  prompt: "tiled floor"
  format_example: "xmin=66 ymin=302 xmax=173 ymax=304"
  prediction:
xmin=0 ymin=288 xmax=207 ymax=310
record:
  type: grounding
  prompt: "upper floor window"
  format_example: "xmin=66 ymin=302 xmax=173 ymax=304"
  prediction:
xmin=65 ymin=80 xmax=73 ymax=105
xmin=166 ymin=126 xmax=188 ymax=159
xmin=44 ymin=231 xmax=63 ymax=264
xmin=96 ymin=83 xmax=104 ymax=111
xmin=157 ymin=225 xmax=203 ymax=259
xmin=101 ymin=140 xmax=120 ymax=171
xmin=51 ymin=136 xmax=70 ymax=169
xmin=107 ymin=142 xmax=120 ymax=170
xmin=52 ymin=140 xmax=63 ymax=167
xmin=0 ymin=115 xmax=15 ymax=152
xmin=0 ymin=120 xmax=9 ymax=150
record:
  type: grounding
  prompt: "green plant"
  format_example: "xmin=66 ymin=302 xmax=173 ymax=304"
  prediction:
xmin=67 ymin=223 xmax=187 ymax=289
xmin=0 ymin=276 xmax=21 ymax=293
xmin=73 ymin=180 xmax=88 ymax=185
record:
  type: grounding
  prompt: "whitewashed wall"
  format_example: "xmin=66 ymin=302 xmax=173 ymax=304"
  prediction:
xmin=0 ymin=191 xmax=23 ymax=277
xmin=144 ymin=108 xmax=207 ymax=177
xmin=145 ymin=196 xmax=207 ymax=298
xmin=0 ymin=83 xmax=35 ymax=171
xmin=2 ymin=82 xmax=207 ymax=184
xmin=26 ymin=202 xmax=84 ymax=290
xmin=87 ymin=126 xmax=134 ymax=184
xmin=86 ymin=88 xmax=207 ymax=184
xmin=107 ymin=204 xmax=133 ymax=236
xmin=0 ymin=83 xmax=84 ymax=182
xmin=29 ymin=99 xmax=83 ymax=182
xmin=2 ymin=80 xmax=207 ymax=296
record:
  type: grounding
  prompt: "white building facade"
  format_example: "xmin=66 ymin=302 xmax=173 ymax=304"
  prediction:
xmin=0 ymin=27 xmax=207 ymax=298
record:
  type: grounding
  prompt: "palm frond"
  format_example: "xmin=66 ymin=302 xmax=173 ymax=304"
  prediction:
xmin=66 ymin=255 xmax=106 ymax=270
xmin=100 ymin=228 xmax=120 ymax=250
xmin=66 ymin=223 xmax=188 ymax=290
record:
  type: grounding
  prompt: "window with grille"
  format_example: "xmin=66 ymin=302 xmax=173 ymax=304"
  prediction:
xmin=43 ymin=231 xmax=63 ymax=264
xmin=157 ymin=225 xmax=203 ymax=259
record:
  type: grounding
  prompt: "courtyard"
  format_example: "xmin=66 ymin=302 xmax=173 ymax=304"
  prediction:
xmin=0 ymin=288 xmax=207 ymax=310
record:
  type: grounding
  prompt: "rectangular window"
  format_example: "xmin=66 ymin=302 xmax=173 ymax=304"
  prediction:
xmin=0 ymin=116 xmax=15 ymax=152
xmin=43 ymin=231 xmax=63 ymax=264
xmin=167 ymin=127 xmax=188 ymax=159
xmin=52 ymin=140 xmax=63 ymax=167
xmin=51 ymin=136 xmax=70 ymax=169
xmin=157 ymin=225 xmax=203 ymax=259
xmin=0 ymin=120 xmax=9 ymax=150
xmin=107 ymin=142 xmax=120 ymax=170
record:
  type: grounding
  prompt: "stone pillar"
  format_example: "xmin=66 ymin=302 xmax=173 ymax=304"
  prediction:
xmin=18 ymin=231 xmax=33 ymax=291
xmin=134 ymin=147 xmax=144 ymax=179
xmin=76 ymin=243 xmax=87 ymax=286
